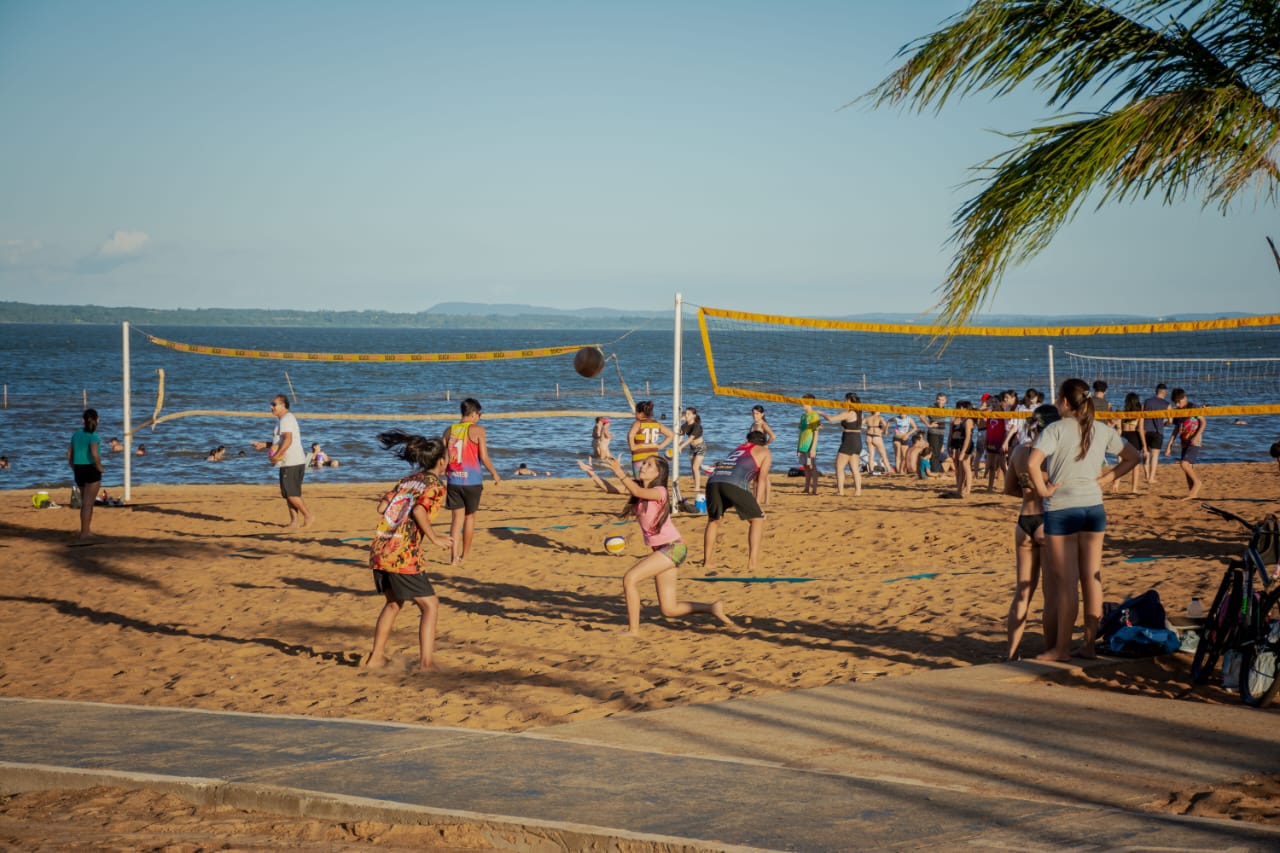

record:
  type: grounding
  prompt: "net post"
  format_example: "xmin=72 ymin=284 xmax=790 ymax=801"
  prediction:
xmin=1048 ymin=344 xmax=1055 ymax=399
xmin=671 ymin=292 xmax=684 ymax=511
xmin=122 ymin=321 xmax=132 ymax=503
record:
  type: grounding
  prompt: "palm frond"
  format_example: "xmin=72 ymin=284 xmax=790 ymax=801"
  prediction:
xmin=936 ymin=86 xmax=1280 ymax=326
xmin=863 ymin=0 xmax=1280 ymax=326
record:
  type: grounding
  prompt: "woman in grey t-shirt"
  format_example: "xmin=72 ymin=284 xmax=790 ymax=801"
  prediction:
xmin=1027 ymin=379 xmax=1140 ymax=662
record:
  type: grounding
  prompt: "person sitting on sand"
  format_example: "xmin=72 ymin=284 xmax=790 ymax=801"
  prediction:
xmin=514 ymin=463 xmax=537 ymax=476
xmin=365 ymin=430 xmax=454 ymax=672
xmin=1003 ymin=403 xmax=1058 ymax=660
xmin=600 ymin=453 xmax=733 ymax=635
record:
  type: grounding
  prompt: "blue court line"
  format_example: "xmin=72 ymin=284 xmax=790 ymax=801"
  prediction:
xmin=883 ymin=572 xmax=939 ymax=583
xmin=1123 ymin=556 xmax=1162 ymax=563
xmin=331 ymin=558 xmax=366 ymax=565
xmin=340 ymin=537 xmax=371 ymax=542
xmin=689 ymin=577 xmax=816 ymax=584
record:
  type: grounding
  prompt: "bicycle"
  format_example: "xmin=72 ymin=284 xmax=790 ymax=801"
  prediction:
xmin=1190 ymin=504 xmax=1280 ymax=707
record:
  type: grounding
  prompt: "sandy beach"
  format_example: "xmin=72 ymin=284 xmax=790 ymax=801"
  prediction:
xmin=2 ymin=463 xmax=1278 ymax=844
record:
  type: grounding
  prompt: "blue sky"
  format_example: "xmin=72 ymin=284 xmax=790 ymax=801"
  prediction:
xmin=0 ymin=1 xmax=1274 ymax=318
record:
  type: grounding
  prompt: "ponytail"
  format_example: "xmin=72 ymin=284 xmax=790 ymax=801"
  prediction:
xmin=1058 ymin=378 xmax=1094 ymax=460
xmin=82 ymin=408 xmax=99 ymax=433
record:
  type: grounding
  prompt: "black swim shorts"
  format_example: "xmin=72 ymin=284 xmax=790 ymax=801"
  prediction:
xmin=373 ymin=569 xmax=436 ymax=602
xmin=706 ymin=481 xmax=764 ymax=522
xmin=73 ymin=464 xmax=102 ymax=487
xmin=278 ymin=464 xmax=305 ymax=498
xmin=446 ymin=483 xmax=483 ymax=514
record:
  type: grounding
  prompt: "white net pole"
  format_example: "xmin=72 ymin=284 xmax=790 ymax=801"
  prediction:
xmin=671 ymin=292 xmax=683 ymax=509
xmin=122 ymin=321 xmax=132 ymax=503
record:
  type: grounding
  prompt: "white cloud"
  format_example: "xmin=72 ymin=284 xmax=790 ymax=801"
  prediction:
xmin=78 ymin=229 xmax=150 ymax=273
xmin=0 ymin=239 xmax=44 ymax=268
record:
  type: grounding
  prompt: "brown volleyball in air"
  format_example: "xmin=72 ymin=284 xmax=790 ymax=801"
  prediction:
xmin=573 ymin=346 xmax=605 ymax=378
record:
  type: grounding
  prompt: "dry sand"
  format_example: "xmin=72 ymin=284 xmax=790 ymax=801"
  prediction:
xmin=2 ymin=463 xmax=1278 ymax=841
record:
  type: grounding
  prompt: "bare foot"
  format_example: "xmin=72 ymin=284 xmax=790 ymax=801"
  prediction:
xmin=620 ymin=627 xmax=641 ymax=638
xmin=1033 ymin=651 xmax=1071 ymax=662
xmin=361 ymin=653 xmax=389 ymax=670
xmin=711 ymin=601 xmax=735 ymax=627
xmin=300 ymin=514 xmax=315 ymax=528
xmin=1071 ymin=646 xmax=1098 ymax=660
xmin=416 ymin=661 xmax=441 ymax=673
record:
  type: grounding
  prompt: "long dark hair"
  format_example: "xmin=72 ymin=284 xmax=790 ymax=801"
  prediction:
xmin=628 ymin=454 xmax=671 ymax=534
xmin=843 ymin=392 xmax=862 ymax=427
xmin=1123 ymin=392 xmax=1142 ymax=413
xmin=82 ymin=408 xmax=99 ymax=433
xmin=1058 ymin=378 xmax=1094 ymax=460
xmin=636 ymin=400 xmax=654 ymax=418
xmin=377 ymin=430 xmax=446 ymax=473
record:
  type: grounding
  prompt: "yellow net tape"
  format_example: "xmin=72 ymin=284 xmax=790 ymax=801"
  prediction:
xmin=698 ymin=306 xmax=1280 ymax=337
xmin=139 ymin=409 xmax=634 ymax=430
xmin=144 ymin=333 xmax=598 ymax=363
xmin=698 ymin=307 xmax=1280 ymax=420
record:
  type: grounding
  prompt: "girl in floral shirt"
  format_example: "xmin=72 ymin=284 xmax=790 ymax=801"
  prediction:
xmin=365 ymin=430 xmax=453 ymax=672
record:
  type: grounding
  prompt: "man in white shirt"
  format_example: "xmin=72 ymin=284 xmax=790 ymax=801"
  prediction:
xmin=257 ymin=395 xmax=314 ymax=528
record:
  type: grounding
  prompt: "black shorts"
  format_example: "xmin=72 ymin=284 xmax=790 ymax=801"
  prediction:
xmin=1122 ymin=431 xmax=1143 ymax=451
xmin=838 ymin=433 xmax=862 ymax=456
xmin=278 ymin=464 xmax=305 ymax=498
xmin=73 ymin=464 xmax=102 ymax=487
xmin=706 ymin=481 xmax=764 ymax=521
xmin=1143 ymin=431 xmax=1162 ymax=450
xmin=373 ymin=570 xmax=436 ymax=602
xmin=446 ymin=484 xmax=482 ymax=514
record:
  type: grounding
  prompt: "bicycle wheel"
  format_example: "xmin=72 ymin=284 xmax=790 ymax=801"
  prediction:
xmin=1191 ymin=565 xmax=1242 ymax=685
xmin=1240 ymin=585 xmax=1280 ymax=708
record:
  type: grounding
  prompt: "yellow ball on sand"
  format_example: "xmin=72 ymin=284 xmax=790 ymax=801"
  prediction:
xmin=604 ymin=535 xmax=626 ymax=555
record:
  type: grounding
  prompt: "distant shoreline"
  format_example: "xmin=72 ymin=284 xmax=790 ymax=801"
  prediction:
xmin=0 ymin=302 xmax=1259 ymax=329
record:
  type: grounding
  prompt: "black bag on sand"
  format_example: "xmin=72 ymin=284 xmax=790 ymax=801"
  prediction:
xmin=1099 ymin=589 xmax=1166 ymax=642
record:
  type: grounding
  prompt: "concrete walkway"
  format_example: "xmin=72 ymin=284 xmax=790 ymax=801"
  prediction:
xmin=2 ymin=660 xmax=1279 ymax=851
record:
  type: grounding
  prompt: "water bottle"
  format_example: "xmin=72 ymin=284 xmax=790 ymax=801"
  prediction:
xmin=695 ymin=493 xmax=706 ymax=514
xmin=1187 ymin=597 xmax=1204 ymax=620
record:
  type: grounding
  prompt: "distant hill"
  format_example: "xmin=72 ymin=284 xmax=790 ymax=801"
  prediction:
xmin=0 ymin=300 xmax=1257 ymax=328
xmin=426 ymin=302 xmax=665 ymax=318
xmin=0 ymin=301 xmax=669 ymax=329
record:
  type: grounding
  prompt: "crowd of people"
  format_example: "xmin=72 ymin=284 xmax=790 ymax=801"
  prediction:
xmin=61 ymin=377 xmax=1222 ymax=669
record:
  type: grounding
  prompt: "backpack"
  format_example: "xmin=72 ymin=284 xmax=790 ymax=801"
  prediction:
xmin=1099 ymin=589 xmax=1166 ymax=642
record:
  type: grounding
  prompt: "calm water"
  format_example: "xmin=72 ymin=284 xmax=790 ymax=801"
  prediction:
xmin=0 ymin=322 xmax=1275 ymax=492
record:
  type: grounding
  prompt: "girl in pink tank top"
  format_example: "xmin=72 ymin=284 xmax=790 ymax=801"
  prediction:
xmin=600 ymin=454 xmax=736 ymax=636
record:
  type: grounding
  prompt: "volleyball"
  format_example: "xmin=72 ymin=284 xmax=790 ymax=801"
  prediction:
xmin=603 ymin=535 xmax=626 ymax=555
xmin=573 ymin=346 xmax=605 ymax=379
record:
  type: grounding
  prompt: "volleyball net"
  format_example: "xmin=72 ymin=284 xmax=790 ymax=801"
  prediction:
xmin=697 ymin=307 xmax=1280 ymax=420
